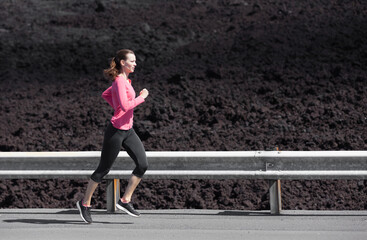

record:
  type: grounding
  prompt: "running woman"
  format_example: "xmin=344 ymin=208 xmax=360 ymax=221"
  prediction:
xmin=77 ymin=49 xmax=149 ymax=224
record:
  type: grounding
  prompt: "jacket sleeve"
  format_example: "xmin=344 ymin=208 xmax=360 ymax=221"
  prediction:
xmin=101 ymin=86 xmax=114 ymax=107
xmin=115 ymin=78 xmax=145 ymax=112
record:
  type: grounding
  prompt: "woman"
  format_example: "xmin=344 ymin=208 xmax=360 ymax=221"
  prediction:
xmin=77 ymin=49 xmax=149 ymax=224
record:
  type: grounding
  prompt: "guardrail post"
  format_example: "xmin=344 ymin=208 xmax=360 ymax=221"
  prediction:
xmin=107 ymin=179 xmax=120 ymax=213
xmin=269 ymin=179 xmax=282 ymax=215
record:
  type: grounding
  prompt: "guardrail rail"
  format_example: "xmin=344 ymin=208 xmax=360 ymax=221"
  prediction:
xmin=0 ymin=151 xmax=366 ymax=214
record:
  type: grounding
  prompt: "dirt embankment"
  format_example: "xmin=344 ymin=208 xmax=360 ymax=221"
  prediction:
xmin=0 ymin=0 xmax=366 ymax=210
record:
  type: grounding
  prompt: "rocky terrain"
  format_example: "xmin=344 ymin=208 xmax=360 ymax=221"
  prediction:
xmin=0 ymin=0 xmax=366 ymax=210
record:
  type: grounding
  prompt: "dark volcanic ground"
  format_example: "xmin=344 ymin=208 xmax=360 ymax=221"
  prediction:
xmin=0 ymin=0 xmax=366 ymax=210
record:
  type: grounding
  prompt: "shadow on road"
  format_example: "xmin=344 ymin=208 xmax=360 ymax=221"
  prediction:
xmin=3 ymin=218 xmax=132 ymax=225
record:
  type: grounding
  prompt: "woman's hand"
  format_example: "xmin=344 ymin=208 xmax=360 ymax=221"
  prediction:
xmin=139 ymin=88 xmax=149 ymax=99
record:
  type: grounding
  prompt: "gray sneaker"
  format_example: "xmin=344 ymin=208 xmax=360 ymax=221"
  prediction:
xmin=116 ymin=200 xmax=141 ymax=217
xmin=76 ymin=201 xmax=93 ymax=223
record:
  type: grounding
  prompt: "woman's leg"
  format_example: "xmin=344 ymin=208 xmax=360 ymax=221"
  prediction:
xmin=82 ymin=179 xmax=99 ymax=206
xmin=78 ymin=123 xmax=125 ymax=223
xmin=121 ymin=129 xmax=148 ymax=202
xmin=87 ymin=123 xmax=125 ymax=203
xmin=122 ymin=175 xmax=141 ymax=203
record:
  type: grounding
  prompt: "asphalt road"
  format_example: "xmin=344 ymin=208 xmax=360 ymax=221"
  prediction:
xmin=0 ymin=209 xmax=366 ymax=240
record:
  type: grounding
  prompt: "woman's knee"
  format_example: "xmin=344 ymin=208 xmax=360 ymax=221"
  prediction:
xmin=139 ymin=160 xmax=149 ymax=173
xmin=141 ymin=161 xmax=149 ymax=172
xmin=133 ymin=161 xmax=148 ymax=178
xmin=90 ymin=169 xmax=110 ymax=183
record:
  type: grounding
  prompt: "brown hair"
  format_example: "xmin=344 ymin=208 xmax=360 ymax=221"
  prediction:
xmin=103 ymin=49 xmax=135 ymax=80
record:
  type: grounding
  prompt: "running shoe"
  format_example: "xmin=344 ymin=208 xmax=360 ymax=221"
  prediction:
xmin=116 ymin=199 xmax=141 ymax=217
xmin=76 ymin=200 xmax=93 ymax=224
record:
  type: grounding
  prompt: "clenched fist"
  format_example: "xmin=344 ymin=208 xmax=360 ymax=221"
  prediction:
xmin=139 ymin=88 xmax=149 ymax=99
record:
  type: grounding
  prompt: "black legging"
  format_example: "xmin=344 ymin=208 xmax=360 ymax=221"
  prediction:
xmin=90 ymin=122 xmax=148 ymax=183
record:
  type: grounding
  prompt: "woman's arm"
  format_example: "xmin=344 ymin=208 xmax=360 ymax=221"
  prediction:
xmin=101 ymin=86 xmax=114 ymax=107
xmin=115 ymin=78 xmax=145 ymax=112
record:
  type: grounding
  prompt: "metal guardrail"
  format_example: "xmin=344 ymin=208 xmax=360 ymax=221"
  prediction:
xmin=0 ymin=151 xmax=366 ymax=214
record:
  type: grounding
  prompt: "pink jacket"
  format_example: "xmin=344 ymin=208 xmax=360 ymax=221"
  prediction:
xmin=102 ymin=76 xmax=145 ymax=130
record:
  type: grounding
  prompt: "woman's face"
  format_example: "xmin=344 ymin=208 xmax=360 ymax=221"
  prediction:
xmin=121 ymin=53 xmax=137 ymax=74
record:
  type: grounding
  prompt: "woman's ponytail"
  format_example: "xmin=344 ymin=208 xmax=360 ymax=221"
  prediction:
xmin=103 ymin=49 xmax=135 ymax=81
xmin=103 ymin=57 xmax=119 ymax=80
